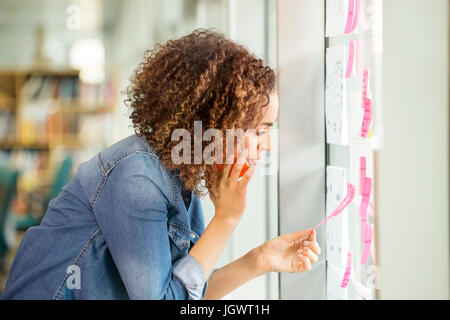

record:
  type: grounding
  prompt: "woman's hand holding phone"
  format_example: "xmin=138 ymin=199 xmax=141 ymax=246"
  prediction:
xmin=216 ymin=157 xmax=250 ymax=178
xmin=209 ymin=148 xmax=255 ymax=225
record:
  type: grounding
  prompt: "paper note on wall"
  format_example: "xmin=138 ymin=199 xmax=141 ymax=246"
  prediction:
xmin=326 ymin=166 xmax=349 ymax=267
xmin=348 ymin=138 xmax=373 ymax=196
xmin=357 ymin=0 xmax=369 ymax=33
xmin=327 ymin=263 xmax=348 ymax=300
xmin=340 ymin=251 xmax=352 ymax=288
xmin=351 ymin=270 xmax=373 ymax=300
xmin=326 ymin=45 xmax=348 ymax=145
xmin=326 ymin=0 xmax=348 ymax=37
xmin=345 ymin=40 xmax=355 ymax=78
xmin=348 ymin=91 xmax=364 ymax=141
xmin=350 ymin=0 xmax=361 ymax=33
xmin=355 ymin=37 xmax=364 ymax=78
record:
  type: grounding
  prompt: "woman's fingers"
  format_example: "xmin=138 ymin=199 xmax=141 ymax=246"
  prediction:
xmin=301 ymin=255 xmax=312 ymax=271
xmin=302 ymin=229 xmax=321 ymax=255
xmin=279 ymin=229 xmax=311 ymax=243
xmin=297 ymin=246 xmax=318 ymax=261
xmin=219 ymin=162 xmax=233 ymax=182
xmin=308 ymin=230 xmax=316 ymax=242
xmin=302 ymin=239 xmax=321 ymax=256
xmin=301 ymin=247 xmax=318 ymax=264
xmin=294 ymin=230 xmax=320 ymax=272
xmin=238 ymin=164 xmax=255 ymax=188
xmin=229 ymin=149 xmax=248 ymax=181
xmin=308 ymin=241 xmax=321 ymax=256
xmin=294 ymin=255 xmax=305 ymax=272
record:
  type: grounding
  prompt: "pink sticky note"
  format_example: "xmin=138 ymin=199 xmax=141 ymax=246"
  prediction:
xmin=361 ymin=218 xmax=367 ymax=242
xmin=359 ymin=157 xmax=366 ymax=196
xmin=362 ymin=69 xmax=369 ymax=100
xmin=344 ymin=0 xmax=355 ymax=34
xmin=340 ymin=251 xmax=352 ymax=288
xmin=361 ymin=223 xmax=372 ymax=264
xmin=360 ymin=177 xmax=372 ymax=241
xmin=359 ymin=177 xmax=372 ymax=217
xmin=361 ymin=240 xmax=371 ymax=264
xmin=366 ymin=222 xmax=372 ymax=242
xmin=312 ymin=183 xmax=355 ymax=232
xmin=363 ymin=96 xmax=372 ymax=109
xmin=350 ymin=0 xmax=361 ymax=32
xmin=360 ymin=98 xmax=372 ymax=138
xmin=345 ymin=41 xmax=355 ymax=78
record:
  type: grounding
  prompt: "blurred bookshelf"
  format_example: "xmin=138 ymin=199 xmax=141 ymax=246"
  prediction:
xmin=0 ymin=68 xmax=118 ymax=219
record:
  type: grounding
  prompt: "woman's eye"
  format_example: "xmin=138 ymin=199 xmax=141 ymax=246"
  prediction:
xmin=256 ymin=130 xmax=267 ymax=136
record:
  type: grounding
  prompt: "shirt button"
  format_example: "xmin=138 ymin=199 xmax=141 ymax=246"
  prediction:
xmin=191 ymin=233 xmax=196 ymax=239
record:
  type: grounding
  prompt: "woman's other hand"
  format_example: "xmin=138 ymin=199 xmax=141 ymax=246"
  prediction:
xmin=256 ymin=229 xmax=321 ymax=273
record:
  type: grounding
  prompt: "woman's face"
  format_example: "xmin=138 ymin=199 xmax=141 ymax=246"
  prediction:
xmin=246 ymin=90 xmax=279 ymax=166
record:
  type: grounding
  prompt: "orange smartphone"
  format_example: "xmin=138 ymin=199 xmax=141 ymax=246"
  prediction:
xmin=216 ymin=157 xmax=249 ymax=178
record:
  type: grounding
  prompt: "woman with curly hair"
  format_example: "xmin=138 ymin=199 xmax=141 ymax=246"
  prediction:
xmin=2 ymin=29 xmax=320 ymax=300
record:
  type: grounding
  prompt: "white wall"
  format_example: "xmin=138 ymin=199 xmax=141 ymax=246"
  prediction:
xmin=0 ymin=0 xmax=103 ymax=68
xmin=378 ymin=0 xmax=449 ymax=299
xmin=277 ymin=0 xmax=326 ymax=300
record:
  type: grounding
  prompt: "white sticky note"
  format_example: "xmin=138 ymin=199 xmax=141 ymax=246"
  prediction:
xmin=327 ymin=263 xmax=348 ymax=300
xmin=351 ymin=271 xmax=373 ymax=300
xmin=326 ymin=45 xmax=348 ymax=145
xmin=326 ymin=166 xmax=349 ymax=267
xmin=326 ymin=0 xmax=348 ymax=37
xmin=357 ymin=0 xmax=370 ymax=34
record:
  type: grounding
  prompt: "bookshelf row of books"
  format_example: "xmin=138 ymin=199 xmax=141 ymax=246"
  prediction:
xmin=0 ymin=69 xmax=118 ymax=205
xmin=79 ymin=75 xmax=118 ymax=107
xmin=0 ymin=150 xmax=48 ymax=176
xmin=20 ymin=74 xmax=118 ymax=107
xmin=21 ymin=75 xmax=79 ymax=102
xmin=0 ymin=90 xmax=14 ymax=110
xmin=8 ymin=72 xmax=117 ymax=146
xmin=14 ymin=112 xmax=114 ymax=147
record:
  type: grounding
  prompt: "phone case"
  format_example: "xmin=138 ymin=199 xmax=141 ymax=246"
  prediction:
xmin=216 ymin=158 xmax=250 ymax=178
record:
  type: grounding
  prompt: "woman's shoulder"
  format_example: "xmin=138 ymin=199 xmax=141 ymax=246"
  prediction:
xmin=97 ymin=134 xmax=180 ymax=202
xmin=96 ymin=134 xmax=172 ymax=180
xmin=74 ymin=134 xmax=177 ymax=207
xmin=98 ymin=134 xmax=158 ymax=171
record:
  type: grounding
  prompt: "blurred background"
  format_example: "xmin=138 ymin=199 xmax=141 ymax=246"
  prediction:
xmin=0 ymin=0 xmax=448 ymax=300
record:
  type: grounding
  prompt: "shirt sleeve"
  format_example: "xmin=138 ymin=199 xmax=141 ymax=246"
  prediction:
xmin=93 ymin=153 xmax=207 ymax=300
xmin=172 ymin=254 xmax=208 ymax=300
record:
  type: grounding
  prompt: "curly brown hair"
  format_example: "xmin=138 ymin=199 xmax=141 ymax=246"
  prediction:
xmin=125 ymin=28 xmax=276 ymax=197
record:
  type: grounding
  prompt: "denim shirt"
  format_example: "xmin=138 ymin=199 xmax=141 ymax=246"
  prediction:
xmin=1 ymin=134 xmax=210 ymax=300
